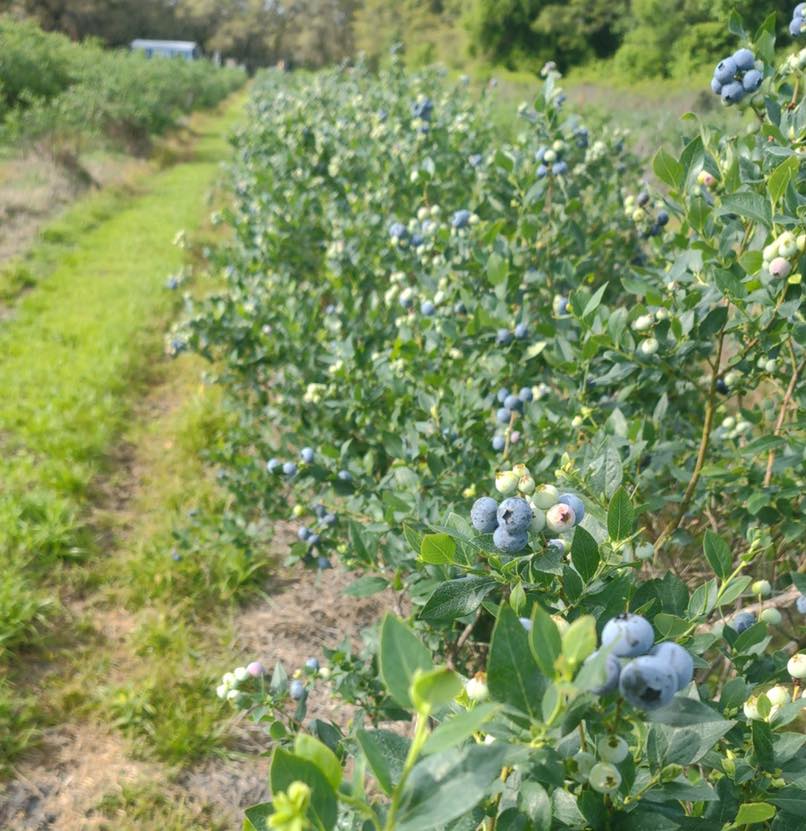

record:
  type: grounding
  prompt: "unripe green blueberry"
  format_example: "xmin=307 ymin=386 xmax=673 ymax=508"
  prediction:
xmin=518 ymin=474 xmax=536 ymax=494
xmin=766 ymin=684 xmax=790 ymax=708
xmin=787 ymin=653 xmax=806 ymax=679
xmin=570 ymin=750 xmax=595 ymax=782
xmin=760 ymin=608 xmax=782 ymax=625
xmin=495 ymin=470 xmax=518 ymax=495
xmin=639 ymin=337 xmax=659 ymax=356
xmin=597 ymin=735 xmax=629 ymax=764
xmin=632 ymin=314 xmax=653 ymax=332
xmin=752 ymin=580 xmax=771 ymax=597
xmin=533 ymin=484 xmax=559 ymax=510
xmin=589 ymin=762 xmax=622 ymax=794
xmin=743 ymin=695 xmax=761 ymax=720
xmin=529 ymin=506 xmax=546 ymax=533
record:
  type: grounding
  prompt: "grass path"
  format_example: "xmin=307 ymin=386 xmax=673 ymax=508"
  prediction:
xmin=0 ymin=93 xmax=245 ymax=658
xmin=0 ymin=92 xmax=250 ymax=791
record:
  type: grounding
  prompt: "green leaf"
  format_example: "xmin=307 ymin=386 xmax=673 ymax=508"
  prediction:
xmin=410 ymin=666 xmax=463 ymax=712
xmin=487 ymin=606 xmax=546 ymax=720
xmin=518 ymin=781 xmax=552 ymax=830
xmin=648 ymin=697 xmax=732 ymax=727
xmin=379 ymin=614 xmax=433 ymax=708
xmin=769 ymin=156 xmax=799 ymax=204
xmin=423 ymin=703 xmax=500 ymax=755
xmin=561 ymin=615 xmax=597 ymax=670
xmin=270 ymin=748 xmax=338 ymax=831
xmin=769 ymin=786 xmax=806 ymax=816
xmin=244 ymin=803 xmax=273 ymax=831
xmin=293 ymin=734 xmax=342 ymax=791
xmin=343 ymin=574 xmax=389 ymax=597
xmin=419 ymin=532 xmax=456 ymax=564
xmin=716 ymin=192 xmax=771 ymax=229
xmin=734 ymin=802 xmax=776 ymax=825
xmin=751 ymin=719 xmax=775 ymax=771
xmin=487 ymin=253 xmax=508 ymax=286
xmin=570 ymin=526 xmax=599 ymax=582
xmin=355 ymin=729 xmax=410 ymax=795
xmin=528 ymin=606 xmax=561 ymax=678
xmin=582 ymin=283 xmax=608 ymax=318
xmin=739 ymin=249 xmax=763 ymax=276
xmin=607 ymin=488 xmax=634 ymax=541
xmin=700 ymin=305 xmax=728 ymax=337
xmin=397 ymin=743 xmax=516 ymax=831
xmin=419 ymin=576 xmax=497 ymax=623
xmin=703 ymin=530 xmax=732 ymax=580
xmin=653 ymin=148 xmax=684 ymax=190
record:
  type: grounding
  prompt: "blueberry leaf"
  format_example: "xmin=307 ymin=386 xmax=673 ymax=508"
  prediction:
xmin=379 ymin=614 xmax=433 ymax=708
xmin=607 ymin=487 xmax=634 ymax=541
xmin=703 ymin=530 xmax=732 ymax=580
xmin=653 ymin=148 xmax=684 ymax=190
xmin=570 ymin=526 xmax=599 ymax=583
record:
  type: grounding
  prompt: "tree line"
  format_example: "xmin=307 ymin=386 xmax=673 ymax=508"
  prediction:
xmin=1 ymin=0 xmax=799 ymax=77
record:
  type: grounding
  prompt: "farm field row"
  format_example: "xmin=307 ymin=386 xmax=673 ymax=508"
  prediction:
xmin=169 ymin=20 xmax=805 ymax=831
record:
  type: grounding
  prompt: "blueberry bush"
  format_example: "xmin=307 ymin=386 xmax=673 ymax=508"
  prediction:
xmin=0 ymin=16 xmax=245 ymax=151
xmin=176 ymin=11 xmax=805 ymax=830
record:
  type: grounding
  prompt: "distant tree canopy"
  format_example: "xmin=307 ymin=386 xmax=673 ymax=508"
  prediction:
xmin=0 ymin=0 xmax=357 ymax=70
xmin=0 ymin=0 xmax=799 ymax=77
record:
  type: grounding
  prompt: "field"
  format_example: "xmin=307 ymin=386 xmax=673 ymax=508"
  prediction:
xmin=1 ymin=9 xmax=805 ymax=831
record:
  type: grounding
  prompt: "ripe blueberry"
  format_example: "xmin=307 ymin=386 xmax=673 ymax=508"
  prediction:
xmin=649 ymin=642 xmax=694 ymax=691
xmin=731 ymin=611 xmax=756 ymax=633
xmin=496 ymin=497 xmax=533 ymax=534
xmin=619 ymin=655 xmax=677 ymax=710
xmin=493 ymin=525 xmax=528 ymax=553
xmin=601 ymin=613 xmax=654 ymax=657
xmin=471 ymin=497 xmax=499 ymax=533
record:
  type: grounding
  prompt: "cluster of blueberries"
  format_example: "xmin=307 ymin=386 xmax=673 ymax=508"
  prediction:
xmin=536 ymin=143 xmax=569 ymax=178
xmin=267 ymin=446 xmax=316 ymax=477
xmin=217 ymin=657 xmax=322 ymax=705
xmin=791 ymin=3 xmax=806 ymax=37
xmin=411 ymin=95 xmax=433 ymax=121
xmin=470 ymin=481 xmax=585 ymax=554
xmin=452 ymin=209 xmax=472 ymax=229
xmin=297 ymin=502 xmax=338 ymax=549
xmin=267 ymin=448 xmax=352 ymax=486
xmin=710 ymin=48 xmax=762 ymax=105
xmin=588 ymin=613 xmax=694 ymax=710
xmin=494 ymin=321 xmax=528 ymax=349
xmin=491 ymin=383 xmax=531 ymax=449
xmin=624 ymin=190 xmax=669 ymax=238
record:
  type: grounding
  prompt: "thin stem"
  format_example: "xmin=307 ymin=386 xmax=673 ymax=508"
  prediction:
xmin=339 ymin=794 xmax=382 ymax=831
xmin=654 ymin=324 xmax=725 ymax=553
xmin=383 ymin=712 xmax=430 ymax=831
xmin=763 ymin=347 xmax=804 ymax=487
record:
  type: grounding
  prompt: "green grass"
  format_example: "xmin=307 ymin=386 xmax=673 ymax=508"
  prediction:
xmin=0 ymin=92 xmax=256 ymax=772
xmin=94 ymin=781 xmax=230 ymax=831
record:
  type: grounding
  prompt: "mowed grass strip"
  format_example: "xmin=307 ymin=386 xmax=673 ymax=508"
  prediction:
xmin=0 ymin=94 xmax=245 ymax=659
